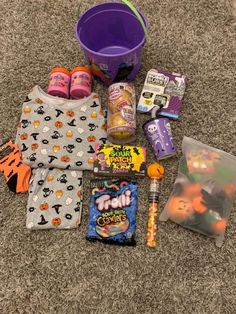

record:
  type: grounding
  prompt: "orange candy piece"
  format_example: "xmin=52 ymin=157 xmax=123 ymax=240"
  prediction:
xmin=183 ymin=183 xmax=202 ymax=199
xmin=225 ymin=183 xmax=235 ymax=199
xmin=168 ymin=196 xmax=193 ymax=221
xmin=211 ymin=218 xmax=227 ymax=233
xmin=192 ymin=195 xmax=207 ymax=214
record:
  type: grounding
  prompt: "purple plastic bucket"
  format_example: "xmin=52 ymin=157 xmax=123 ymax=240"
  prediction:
xmin=75 ymin=2 xmax=147 ymax=86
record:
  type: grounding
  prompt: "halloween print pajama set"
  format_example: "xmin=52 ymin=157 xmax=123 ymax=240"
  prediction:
xmin=16 ymin=85 xmax=107 ymax=229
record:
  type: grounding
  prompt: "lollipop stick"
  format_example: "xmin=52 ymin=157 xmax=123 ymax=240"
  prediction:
xmin=147 ymin=179 xmax=159 ymax=247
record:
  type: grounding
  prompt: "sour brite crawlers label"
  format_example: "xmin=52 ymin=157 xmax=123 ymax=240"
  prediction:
xmin=93 ymin=144 xmax=146 ymax=177
xmin=86 ymin=180 xmax=138 ymax=245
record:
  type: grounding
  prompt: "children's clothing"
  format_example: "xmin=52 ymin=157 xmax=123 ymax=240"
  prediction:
xmin=14 ymin=85 xmax=108 ymax=229
xmin=16 ymin=86 xmax=107 ymax=170
xmin=27 ymin=168 xmax=83 ymax=229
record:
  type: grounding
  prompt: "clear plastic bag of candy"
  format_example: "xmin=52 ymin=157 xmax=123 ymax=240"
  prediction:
xmin=87 ymin=179 xmax=138 ymax=245
xmin=159 ymin=137 xmax=236 ymax=247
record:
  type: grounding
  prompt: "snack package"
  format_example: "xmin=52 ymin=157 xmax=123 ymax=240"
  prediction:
xmin=93 ymin=144 xmax=146 ymax=177
xmin=159 ymin=137 xmax=236 ymax=247
xmin=137 ymin=69 xmax=187 ymax=119
xmin=86 ymin=180 xmax=138 ymax=245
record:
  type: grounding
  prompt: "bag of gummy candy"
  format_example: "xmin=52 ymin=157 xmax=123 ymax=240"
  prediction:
xmin=87 ymin=179 xmax=138 ymax=245
xmin=159 ymin=136 xmax=236 ymax=247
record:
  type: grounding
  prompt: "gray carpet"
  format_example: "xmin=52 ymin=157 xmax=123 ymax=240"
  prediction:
xmin=0 ymin=0 xmax=236 ymax=313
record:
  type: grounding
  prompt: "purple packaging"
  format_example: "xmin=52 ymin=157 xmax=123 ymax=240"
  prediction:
xmin=137 ymin=69 xmax=187 ymax=119
xmin=143 ymin=117 xmax=176 ymax=160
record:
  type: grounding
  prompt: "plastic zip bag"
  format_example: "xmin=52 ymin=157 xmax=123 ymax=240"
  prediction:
xmin=159 ymin=136 xmax=236 ymax=247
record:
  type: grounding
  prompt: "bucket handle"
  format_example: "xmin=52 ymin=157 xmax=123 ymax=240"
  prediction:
xmin=121 ymin=0 xmax=148 ymax=39
xmin=77 ymin=2 xmax=82 ymax=19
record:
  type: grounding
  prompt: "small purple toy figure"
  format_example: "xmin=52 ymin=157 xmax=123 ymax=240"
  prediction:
xmin=143 ymin=107 xmax=176 ymax=160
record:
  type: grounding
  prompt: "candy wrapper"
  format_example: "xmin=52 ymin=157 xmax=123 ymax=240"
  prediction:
xmin=87 ymin=180 xmax=138 ymax=245
xmin=93 ymin=144 xmax=146 ymax=177
xmin=159 ymin=137 xmax=236 ymax=247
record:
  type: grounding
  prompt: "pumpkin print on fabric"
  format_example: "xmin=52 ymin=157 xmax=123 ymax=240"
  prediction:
xmin=55 ymin=121 xmax=63 ymax=128
xmin=35 ymin=98 xmax=43 ymax=104
xmin=20 ymin=133 xmax=28 ymax=140
xmin=52 ymin=217 xmax=61 ymax=227
xmin=66 ymin=111 xmax=75 ymax=117
xmin=40 ymin=202 xmax=49 ymax=211
xmin=87 ymin=135 xmax=96 ymax=142
xmin=31 ymin=143 xmax=39 ymax=151
xmin=61 ymin=155 xmax=70 ymax=163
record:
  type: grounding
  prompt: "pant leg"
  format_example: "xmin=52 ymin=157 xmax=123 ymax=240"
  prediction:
xmin=26 ymin=168 xmax=83 ymax=229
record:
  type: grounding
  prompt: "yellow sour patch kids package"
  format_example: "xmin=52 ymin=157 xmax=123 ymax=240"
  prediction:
xmin=93 ymin=144 xmax=146 ymax=177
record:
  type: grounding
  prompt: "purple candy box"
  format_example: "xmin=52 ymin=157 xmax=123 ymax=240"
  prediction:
xmin=137 ymin=69 xmax=187 ymax=119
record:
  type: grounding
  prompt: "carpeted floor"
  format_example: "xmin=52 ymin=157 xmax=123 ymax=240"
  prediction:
xmin=0 ymin=0 xmax=236 ymax=313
